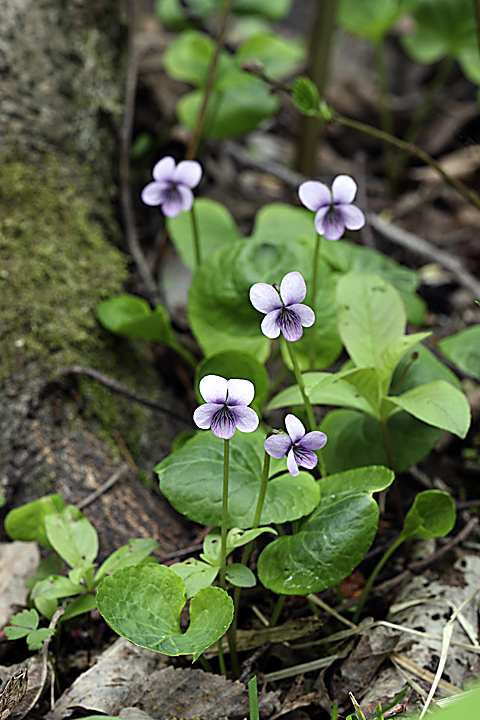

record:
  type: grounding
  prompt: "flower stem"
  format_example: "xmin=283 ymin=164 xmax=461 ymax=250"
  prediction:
xmin=185 ymin=0 xmax=235 ymax=160
xmin=285 ymin=341 xmax=326 ymax=477
xmin=353 ymin=535 xmax=403 ymax=623
xmin=190 ymin=202 xmax=202 ymax=268
xmin=269 ymin=594 xmax=286 ymax=627
xmin=217 ymin=637 xmax=227 ymax=676
xmin=309 ymin=232 xmax=322 ymax=370
xmin=219 ymin=438 xmax=230 ymax=590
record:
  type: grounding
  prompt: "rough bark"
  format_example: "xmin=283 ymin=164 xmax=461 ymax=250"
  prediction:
xmin=0 ymin=0 xmax=193 ymax=557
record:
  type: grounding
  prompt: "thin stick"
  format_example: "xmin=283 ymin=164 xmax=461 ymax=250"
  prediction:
xmin=77 ymin=464 xmax=129 ymax=510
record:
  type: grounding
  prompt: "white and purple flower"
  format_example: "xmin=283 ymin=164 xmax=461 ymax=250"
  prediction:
xmin=249 ymin=271 xmax=315 ymax=342
xmin=298 ymin=175 xmax=365 ymax=241
xmin=141 ymin=156 xmax=202 ymax=218
xmin=264 ymin=414 xmax=327 ymax=477
xmin=193 ymin=375 xmax=259 ymax=440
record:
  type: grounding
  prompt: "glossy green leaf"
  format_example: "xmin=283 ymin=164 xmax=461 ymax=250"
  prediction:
xmin=96 ymin=564 xmax=233 ymax=660
xmin=320 ymin=409 xmax=442 ymax=474
xmin=195 ymin=351 xmax=269 ymax=411
xmin=62 ymin=594 xmax=97 ymax=622
xmin=225 ymin=563 xmax=256 ymax=587
xmin=45 ymin=506 xmax=98 ymax=568
xmin=166 ymin=198 xmax=242 ymax=270
xmin=401 ymin=0 xmax=477 ymax=64
xmin=4 ymin=494 xmax=65 ymax=549
xmin=171 ymin=559 xmax=219 ymax=598
xmin=401 ymin=490 xmax=456 ymax=541
xmin=387 ymin=380 xmax=470 ymax=438
xmin=258 ymin=466 xmax=394 ymax=594
xmin=438 ymin=326 xmax=480 ymax=380
xmin=336 ymin=274 xmax=406 ymax=368
xmin=391 ymin=343 xmax=462 ymax=394
xmin=338 ymin=0 xmax=415 ymax=43
xmin=176 ymin=78 xmax=279 ymax=139
xmin=94 ymin=538 xmax=159 ymax=585
xmin=156 ymin=431 xmax=320 ymax=528
xmin=237 ymin=33 xmax=305 ymax=80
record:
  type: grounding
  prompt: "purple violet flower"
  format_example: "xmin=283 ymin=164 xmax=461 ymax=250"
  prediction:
xmin=298 ymin=175 xmax=365 ymax=241
xmin=249 ymin=271 xmax=315 ymax=342
xmin=141 ymin=156 xmax=202 ymax=218
xmin=193 ymin=375 xmax=259 ymax=440
xmin=264 ymin=414 xmax=327 ymax=477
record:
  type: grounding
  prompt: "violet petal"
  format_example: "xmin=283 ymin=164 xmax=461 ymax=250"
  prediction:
xmin=298 ymin=430 xmax=328 ymax=451
xmin=337 ymin=203 xmax=365 ymax=231
xmin=264 ymin=434 xmax=292 ymax=459
xmin=261 ymin=309 xmax=282 ymax=339
xmin=298 ymin=181 xmax=331 ymax=211
xmin=280 ymin=271 xmax=306 ymax=306
xmin=286 ymin=448 xmax=300 ymax=476
xmin=313 ymin=206 xmax=329 ymax=235
xmin=289 ymin=303 xmax=315 ymax=328
xmin=161 ymin=192 xmax=184 ymax=218
xmin=250 ymin=283 xmax=281 ymax=313
xmin=174 ymin=160 xmax=202 ymax=188
xmin=285 ymin=414 xmax=305 ymax=444
xmin=199 ymin=375 xmax=228 ymax=404
xmin=193 ymin=403 xmax=222 ymax=430
xmin=152 ymin=156 xmax=176 ymax=183
xmin=231 ymin=406 xmax=259 ymax=433
xmin=177 ymin=185 xmax=194 ymax=212
xmin=332 ymin=175 xmax=357 ymax=204
xmin=226 ymin=378 xmax=255 ymax=407
xmin=293 ymin=446 xmax=318 ymax=470
xmin=141 ymin=181 xmax=166 ymax=207
xmin=323 ymin=209 xmax=345 ymax=241
xmin=278 ymin=307 xmax=303 ymax=342
xmin=211 ymin=407 xmax=237 ymax=439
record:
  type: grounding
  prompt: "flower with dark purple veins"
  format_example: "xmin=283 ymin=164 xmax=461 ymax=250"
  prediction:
xmin=298 ymin=175 xmax=365 ymax=241
xmin=264 ymin=414 xmax=327 ymax=477
xmin=249 ymin=271 xmax=315 ymax=342
xmin=193 ymin=375 xmax=259 ymax=440
xmin=141 ymin=156 xmax=202 ymax=218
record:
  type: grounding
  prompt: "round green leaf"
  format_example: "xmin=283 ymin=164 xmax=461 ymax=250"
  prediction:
xmin=320 ymin=408 xmax=442 ymax=474
xmin=156 ymin=431 xmax=320 ymax=528
xmin=225 ymin=563 xmax=256 ymax=587
xmin=236 ymin=33 xmax=305 ymax=80
xmin=195 ymin=351 xmax=269 ymax=410
xmin=438 ymin=326 xmax=480 ymax=380
xmin=45 ymin=506 xmax=98 ymax=568
xmin=4 ymin=494 xmax=65 ymax=549
xmin=96 ymin=564 xmax=233 ymax=660
xmin=401 ymin=490 xmax=456 ymax=541
xmin=258 ymin=466 xmax=394 ymax=594
xmin=166 ymin=198 xmax=242 ymax=271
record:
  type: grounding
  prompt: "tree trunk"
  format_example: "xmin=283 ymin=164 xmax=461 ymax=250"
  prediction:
xmin=0 ymin=0 xmax=193 ymax=558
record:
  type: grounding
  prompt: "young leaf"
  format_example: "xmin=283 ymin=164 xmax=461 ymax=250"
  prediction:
xmin=171 ymin=559 xmax=219 ymax=599
xmin=202 ymin=527 xmax=277 ymax=563
xmin=166 ymin=198 xmax=242 ymax=270
xmin=24 ymin=628 xmax=55 ymax=651
xmin=438 ymin=326 xmax=480 ymax=380
xmin=96 ymin=564 xmax=233 ymax=661
xmin=156 ymin=431 xmax=320 ymax=527
xmin=291 ymin=76 xmax=320 ymax=116
xmin=387 ymin=380 xmax=471 ymax=438
xmin=4 ymin=609 xmax=39 ymax=639
xmin=258 ymin=466 xmax=394 ymax=594
xmin=336 ymin=274 xmax=406 ymax=368
xmin=45 ymin=506 xmax=99 ymax=568
xmin=94 ymin=538 xmax=159 ymax=585
xmin=4 ymin=494 xmax=65 ymax=549
xmin=31 ymin=575 xmax=85 ymax=601
xmin=225 ymin=563 xmax=256 ymax=588
xmin=400 ymin=490 xmax=456 ymax=542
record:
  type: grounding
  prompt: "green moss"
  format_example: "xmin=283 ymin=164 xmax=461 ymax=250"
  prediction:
xmin=0 ymin=154 xmax=162 ymax=463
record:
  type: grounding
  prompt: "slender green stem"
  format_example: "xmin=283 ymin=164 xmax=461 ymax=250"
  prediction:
xmin=197 ymin=654 xmax=213 ymax=672
xmin=219 ymin=438 xmax=230 ymax=590
xmin=285 ymin=340 xmax=326 ymax=477
xmin=248 ymin=676 xmax=260 ymax=720
xmin=217 ymin=637 xmax=227 ymax=676
xmin=190 ymin=202 xmax=201 ymax=268
xmin=353 ymin=536 xmax=403 ymax=623
xmin=185 ymin=0 xmax=235 ymax=160
xmin=309 ymin=233 xmax=322 ymax=370
xmin=252 ymin=451 xmax=271 ymax=530
xmin=269 ymin=595 xmax=286 ymax=627
xmin=373 ymin=40 xmax=395 ymax=184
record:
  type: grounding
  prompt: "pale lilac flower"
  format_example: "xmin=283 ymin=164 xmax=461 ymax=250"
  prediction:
xmin=193 ymin=375 xmax=259 ymax=440
xmin=249 ymin=271 xmax=315 ymax=342
xmin=141 ymin=156 xmax=202 ymax=218
xmin=298 ymin=175 xmax=365 ymax=241
xmin=264 ymin=414 xmax=327 ymax=477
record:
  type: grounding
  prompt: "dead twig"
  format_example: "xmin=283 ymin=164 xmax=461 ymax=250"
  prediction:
xmin=77 ymin=464 xmax=129 ymax=510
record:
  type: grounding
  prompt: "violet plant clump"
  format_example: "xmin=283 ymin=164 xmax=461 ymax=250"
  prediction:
xmin=265 ymin=414 xmax=327 ymax=477
xmin=141 ymin=156 xmax=202 ymax=218
xmin=249 ymin=271 xmax=315 ymax=342
xmin=193 ymin=375 xmax=259 ymax=440
xmin=298 ymin=174 xmax=365 ymax=241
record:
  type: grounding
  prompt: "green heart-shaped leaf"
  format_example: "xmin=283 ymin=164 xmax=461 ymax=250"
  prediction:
xmin=401 ymin=490 xmax=456 ymax=541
